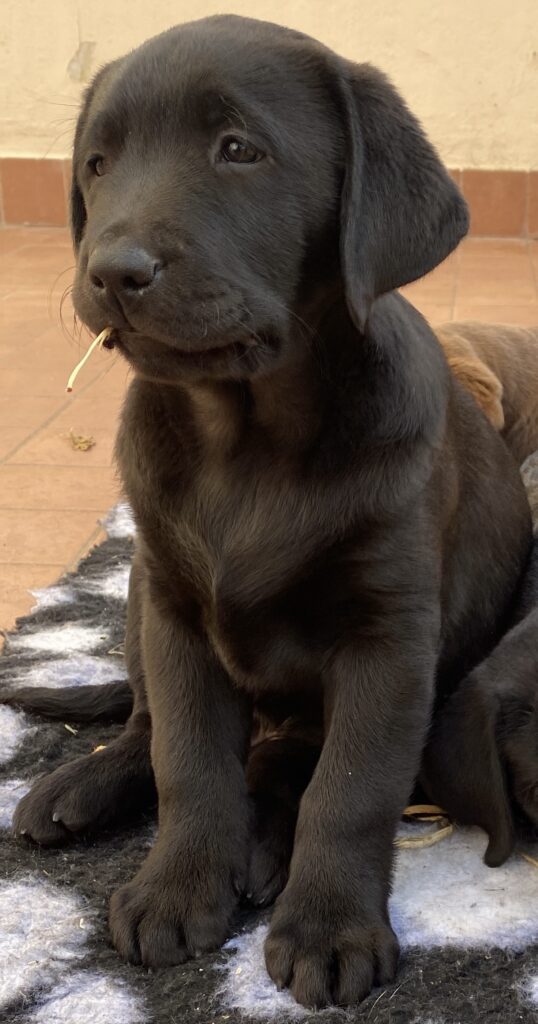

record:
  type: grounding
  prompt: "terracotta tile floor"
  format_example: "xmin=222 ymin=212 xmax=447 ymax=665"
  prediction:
xmin=1 ymin=227 xmax=538 ymax=636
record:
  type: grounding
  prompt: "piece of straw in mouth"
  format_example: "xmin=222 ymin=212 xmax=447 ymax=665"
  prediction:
xmin=66 ymin=327 xmax=114 ymax=392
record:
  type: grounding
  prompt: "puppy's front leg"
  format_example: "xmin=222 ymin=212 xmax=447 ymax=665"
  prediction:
xmin=110 ymin=583 xmax=252 ymax=967
xmin=265 ymin=635 xmax=436 ymax=1008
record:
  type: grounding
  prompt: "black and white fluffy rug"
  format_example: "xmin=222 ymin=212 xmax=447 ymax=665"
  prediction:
xmin=1 ymin=503 xmax=538 ymax=1024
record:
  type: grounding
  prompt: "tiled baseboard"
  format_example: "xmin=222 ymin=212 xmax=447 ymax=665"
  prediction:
xmin=0 ymin=158 xmax=537 ymax=237
xmin=0 ymin=159 xmax=72 ymax=229
xmin=453 ymin=169 xmax=538 ymax=237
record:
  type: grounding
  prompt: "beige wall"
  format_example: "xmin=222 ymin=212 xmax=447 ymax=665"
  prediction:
xmin=1 ymin=0 xmax=537 ymax=168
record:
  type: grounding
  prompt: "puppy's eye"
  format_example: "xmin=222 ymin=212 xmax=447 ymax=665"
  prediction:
xmin=219 ymin=137 xmax=262 ymax=164
xmin=87 ymin=155 xmax=106 ymax=176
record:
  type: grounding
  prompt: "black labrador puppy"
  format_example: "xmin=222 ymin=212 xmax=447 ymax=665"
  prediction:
xmin=422 ymin=524 xmax=538 ymax=862
xmin=4 ymin=15 xmax=533 ymax=1009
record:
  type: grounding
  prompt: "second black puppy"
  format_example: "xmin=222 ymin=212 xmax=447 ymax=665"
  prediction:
xmin=9 ymin=16 xmax=532 ymax=1008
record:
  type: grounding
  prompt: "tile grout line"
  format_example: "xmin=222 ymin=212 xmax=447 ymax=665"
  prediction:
xmin=528 ymin=241 xmax=538 ymax=298
xmin=0 ymin=463 xmax=118 ymax=469
xmin=63 ymin=521 xmax=108 ymax=574
xmin=0 ymin=360 xmax=123 ymax=466
xmin=0 ymin=561 xmax=74 ymax=567
xmin=0 ymin=507 xmax=117 ymax=512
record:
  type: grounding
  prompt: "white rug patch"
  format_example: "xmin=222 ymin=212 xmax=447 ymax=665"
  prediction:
xmin=8 ymin=624 xmax=108 ymax=656
xmin=102 ymin=503 xmax=136 ymax=539
xmin=220 ymin=926 xmax=311 ymax=1021
xmin=0 ymin=778 xmax=30 ymax=828
xmin=30 ymin=584 xmax=75 ymax=612
xmin=0 ymin=705 xmax=35 ymax=764
xmin=80 ymin=565 xmax=131 ymax=602
xmin=219 ymin=827 xmax=538 ymax=1020
xmin=10 ymin=654 xmax=126 ymax=689
xmin=30 ymin=971 xmax=147 ymax=1024
xmin=520 ymin=975 xmax=538 ymax=1006
xmin=391 ymin=827 xmax=538 ymax=949
xmin=0 ymin=876 xmax=93 ymax=1011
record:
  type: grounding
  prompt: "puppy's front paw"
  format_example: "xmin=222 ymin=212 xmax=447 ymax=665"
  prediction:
xmin=110 ymin=842 xmax=245 ymax=967
xmin=265 ymin=882 xmax=399 ymax=1008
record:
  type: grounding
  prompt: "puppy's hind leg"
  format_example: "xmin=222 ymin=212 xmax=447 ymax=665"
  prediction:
xmin=421 ymin=607 xmax=538 ymax=866
xmin=246 ymin=721 xmax=321 ymax=907
xmin=14 ymin=550 xmax=155 ymax=845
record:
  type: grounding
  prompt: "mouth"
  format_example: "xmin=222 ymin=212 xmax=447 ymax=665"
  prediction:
xmin=82 ymin=317 xmax=280 ymax=382
xmin=102 ymin=327 xmax=250 ymax=355
xmin=74 ymin=285 xmax=279 ymax=377
xmin=170 ymin=340 xmax=251 ymax=364
xmin=121 ymin=332 xmax=254 ymax=362
xmin=107 ymin=326 xmax=272 ymax=378
xmin=101 ymin=332 xmax=117 ymax=351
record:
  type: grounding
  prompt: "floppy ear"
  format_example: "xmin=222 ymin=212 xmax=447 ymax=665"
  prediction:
xmin=336 ymin=63 xmax=469 ymax=330
xmin=422 ymin=682 xmax=514 ymax=867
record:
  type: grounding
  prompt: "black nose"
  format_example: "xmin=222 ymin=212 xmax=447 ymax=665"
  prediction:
xmin=88 ymin=243 xmax=160 ymax=297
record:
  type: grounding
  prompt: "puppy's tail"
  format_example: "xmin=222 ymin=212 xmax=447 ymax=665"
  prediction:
xmin=0 ymin=681 xmax=133 ymax=722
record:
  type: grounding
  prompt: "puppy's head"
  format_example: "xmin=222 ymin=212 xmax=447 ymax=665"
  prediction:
xmin=71 ymin=15 xmax=468 ymax=383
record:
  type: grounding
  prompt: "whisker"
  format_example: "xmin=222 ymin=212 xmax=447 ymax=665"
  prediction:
xmin=48 ymin=115 xmax=78 ymax=130
xmin=48 ymin=266 xmax=76 ymax=329
xmin=40 ymin=99 xmax=81 ymax=110
xmin=57 ymin=287 xmax=91 ymax=354
xmin=269 ymin=297 xmax=322 ymax=344
xmin=58 ymin=287 xmax=78 ymax=346
xmin=42 ymin=127 xmax=78 ymax=159
xmin=265 ymin=297 xmax=330 ymax=378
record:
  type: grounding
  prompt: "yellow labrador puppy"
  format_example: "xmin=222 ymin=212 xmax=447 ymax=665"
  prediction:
xmin=436 ymin=322 xmax=538 ymax=462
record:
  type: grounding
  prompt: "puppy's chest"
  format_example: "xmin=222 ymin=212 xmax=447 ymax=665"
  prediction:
xmin=139 ymin=459 xmax=339 ymax=681
xmin=165 ymin=465 xmax=318 ymax=598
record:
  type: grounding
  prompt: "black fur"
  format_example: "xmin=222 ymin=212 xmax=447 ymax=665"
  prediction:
xmin=2 ymin=681 xmax=133 ymax=722
xmin=4 ymin=15 xmax=535 ymax=1010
